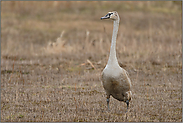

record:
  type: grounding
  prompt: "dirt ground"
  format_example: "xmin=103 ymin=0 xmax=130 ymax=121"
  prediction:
xmin=1 ymin=1 xmax=182 ymax=122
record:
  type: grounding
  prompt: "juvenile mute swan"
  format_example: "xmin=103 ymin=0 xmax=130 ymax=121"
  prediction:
xmin=101 ymin=11 xmax=132 ymax=112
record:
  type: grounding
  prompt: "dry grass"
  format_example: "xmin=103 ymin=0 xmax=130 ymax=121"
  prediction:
xmin=1 ymin=1 xmax=182 ymax=122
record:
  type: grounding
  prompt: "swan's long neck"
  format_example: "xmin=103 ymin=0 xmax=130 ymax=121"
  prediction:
xmin=107 ymin=19 xmax=120 ymax=66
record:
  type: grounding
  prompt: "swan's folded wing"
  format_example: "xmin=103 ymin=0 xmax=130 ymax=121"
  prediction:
xmin=119 ymin=69 xmax=132 ymax=91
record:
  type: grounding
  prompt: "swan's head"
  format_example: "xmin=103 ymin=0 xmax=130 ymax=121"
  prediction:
xmin=101 ymin=11 xmax=119 ymax=21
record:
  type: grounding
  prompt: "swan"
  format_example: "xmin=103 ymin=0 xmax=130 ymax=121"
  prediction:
xmin=101 ymin=11 xmax=132 ymax=112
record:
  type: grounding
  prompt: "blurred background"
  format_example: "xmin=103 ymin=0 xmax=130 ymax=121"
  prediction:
xmin=1 ymin=1 xmax=182 ymax=59
xmin=1 ymin=1 xmax=182 ymax=122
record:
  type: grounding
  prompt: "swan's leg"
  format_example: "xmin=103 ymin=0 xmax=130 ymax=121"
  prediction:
xmin=106 ymin=95 xmax=110 ymax=111
xmin=125 ymin=100 xmax=129 ymax=112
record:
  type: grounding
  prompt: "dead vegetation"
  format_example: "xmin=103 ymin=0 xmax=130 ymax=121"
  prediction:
xmin=1 ymin=1 xmax=182 ymax=122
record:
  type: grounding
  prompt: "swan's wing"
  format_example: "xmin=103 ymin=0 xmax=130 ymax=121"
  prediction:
xmin=120 ymin=69 xmax=132 ymax=89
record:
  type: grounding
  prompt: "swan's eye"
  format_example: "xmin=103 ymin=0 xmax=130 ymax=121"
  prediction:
xmin=108 ymin=13 xmax=113 ymax=17
xmin=105 ymin=13 xmax=111 ymax=18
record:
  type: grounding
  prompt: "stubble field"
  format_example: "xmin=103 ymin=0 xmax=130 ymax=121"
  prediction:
xmin=1 ymin=1 xmax=182 ymax=122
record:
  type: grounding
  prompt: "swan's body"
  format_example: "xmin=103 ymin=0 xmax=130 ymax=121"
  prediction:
xmin=101 ymin=11 xmax=132 ymax=111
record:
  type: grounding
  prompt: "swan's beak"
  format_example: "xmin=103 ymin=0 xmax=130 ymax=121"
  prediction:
xmin=101 ymin=16 xmax=109 ymax=20
xmin=101 ymin=13 xmax=110 ymax=20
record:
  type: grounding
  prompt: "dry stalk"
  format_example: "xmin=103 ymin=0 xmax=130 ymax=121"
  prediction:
xmin=85 ymin=30 xmax=90 ymax=53
xmin=15 ymin=80 xmax=19 ymax=105
xmin=8 ymin=56 xmax=16 ymax=83
xmin=73 ymin=97 xmax=78 ymax=113
xmin=99 ymin=37 xmax=105 ymax=55
xmin=87 ymin=59 xmax=96 ymax=70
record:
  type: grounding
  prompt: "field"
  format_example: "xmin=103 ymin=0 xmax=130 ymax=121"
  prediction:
xmin=1 ymin=1 xmax=182 ymax=122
